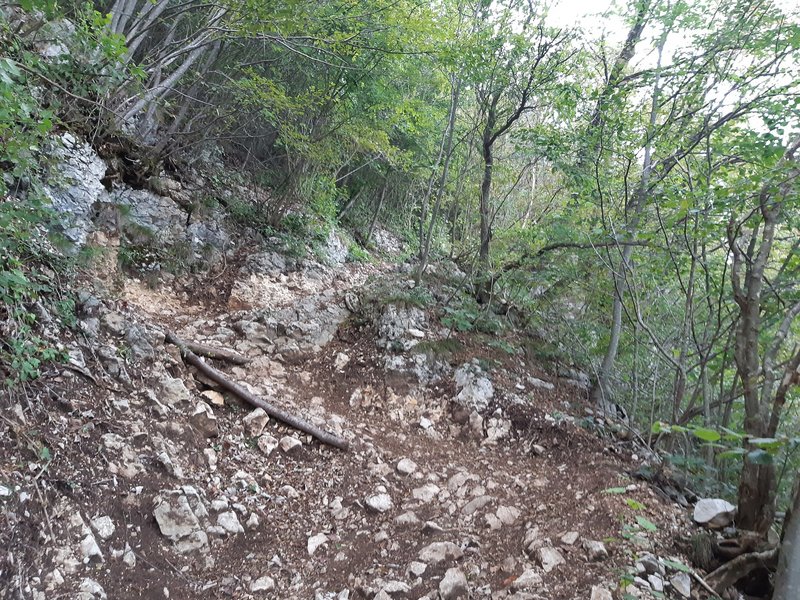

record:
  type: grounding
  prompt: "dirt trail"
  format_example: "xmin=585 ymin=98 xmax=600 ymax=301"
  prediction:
xmin=0 ymin=250 xmax=688 ymax=600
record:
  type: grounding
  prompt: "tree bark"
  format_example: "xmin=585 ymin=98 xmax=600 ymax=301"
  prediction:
xmin=730 ymin=135 xmax=800 ymax=533
xmin=416 ymin=76 xmax=460 ymax=284
xmin=774 ymin=471 xmax=800 ymax=600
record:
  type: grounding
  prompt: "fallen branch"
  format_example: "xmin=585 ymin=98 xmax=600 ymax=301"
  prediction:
xmin=166 ymin=336 xmax=250 ymax=365
xmin=690 ymin=570 xmax=722 ymax=598
xmin=705 ymin=547 xmax=778 ymax=593
xmin=165 ymin=332 xmax=349 ymax=451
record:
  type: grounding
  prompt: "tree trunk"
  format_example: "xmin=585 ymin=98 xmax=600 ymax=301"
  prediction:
xmin=773 ymin=471 xmax=800 ymax=600
xmin=477 ymin=139 xmax=493 ymax=304
xmin=365 ymin=183 xmax=387 ymax=246
xmin=590 ymin=28 xmax=666 ymax=410
xmin=417 ymin=77 xmax=460 ymax=284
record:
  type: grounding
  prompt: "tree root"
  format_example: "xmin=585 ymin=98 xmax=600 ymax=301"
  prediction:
xmin=705 ymin=547 xmax=778 ymax=594
xmin=165 ymin=335 xmax=250 ymax=365
xmin=165 ymin=332 xmax=349 ymax=451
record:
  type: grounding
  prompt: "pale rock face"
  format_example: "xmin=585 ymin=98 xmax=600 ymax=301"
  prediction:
xmin=454 ymin=363 xmax=494 ymax=412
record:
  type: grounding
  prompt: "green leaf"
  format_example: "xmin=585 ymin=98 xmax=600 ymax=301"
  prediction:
xmin=604 ymin=487 xmax=627 ymax=494
xmin=635 ymin=516 xmax=658 ymax=532
xmin=746 ymin=449 xmax=774 ymax=465
xmin=626 ymin=498 xmax=646 ymax=510
xmin=38 ymin=446 xmax=51 ymax=462
xmin=662 ymin=558 xmax=692 ymax=573
xmin=717 ymin=448 xmax=747 ymax=460
xmin=651 ymin=421 xmax=667 ymax=434
xmin=749 ymin=437 xmax=783 ymax=450
xmin=692 ymin=427 xmax=721 ymax=442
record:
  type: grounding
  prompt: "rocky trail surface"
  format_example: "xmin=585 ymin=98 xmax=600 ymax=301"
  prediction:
xmin=2 ymin=236 xmax=697 ymax=600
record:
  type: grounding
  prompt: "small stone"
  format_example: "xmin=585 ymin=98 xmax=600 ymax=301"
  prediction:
xmin=334 ymin=352 xmax=350 ymax=370
xmin=419 ymin=416 xmax=433 ymax=429
xmin=560 ymin=531 xmax=579 ymax=545
xmin=412 ymin=483 xmax=440 ymax=503
xmin=217 ymin=511 xmax=244 ymax=534
xmin=583 ymin=539 xmax=608 ymax=561
xmin=308 ymin=532 xmax=329 ymax=555
xmin=408 ymin=561 xmax=427 ymax=577
xmin=439 ymin=567 xmax=468 ymax=600
xmin=670 ymin=573 xmax=691 ymax=598
xmin=421 ymin=521 xmax=444 ymax=535
xmin=0 ymin=485 xmax=11 ymax=497
xmin=528 ymin=377 xmax=555 ymax=390
xmin=511 ymin=569 xmax=542 ymax=590
xmin=203 ymin=448 xmax=217 ymax=471
xmin=80 ymin=534 xmax=103 ymax=562
xmin=418 ymin=541 xmax=463 ymax=565
xmin=190 ymin=402 xmax=218 ymax=437
xmin=201 ymin=390 xmax=225 ymax=406
xmin=122 ymin=544 xmax=136 ymax=567
xmin=45 ymin=568 xmax=64 ymax=589
xmin=160 ymin=377 xmax=191 ymax=406
xmin=394 ymin=511 xmax=420 ymax=526
xmin=279 ymin=436 xmax=302 ymax=453
xmin=590 ymin=586 xmax=612 ymax=600
xmin=639 ymin=554 xmax=663 ymax=575
xmin=257 ymin=435 xmax=279 ymax=456
xmin=462 ymin=495 xmax=493 ymax=516
xmin=648 ymin=574 xmax=664 ymax=592
xmin=242 ymin=408 xmax=269 ymax=436
xmin=365 ymin=493 xmax=393 ymax=513
xmin=537 ymin=547 xmax=565 ymax=573
xmin=485 ymin=513 xmax=502 ymax=530
xmin=382 ymin=581 xmax=411 ymax=595
xmin=251 ymin=576 xmax=275 ymax=592
xmin=496 ymin=505 xmax=521 ymax=525
xmin=396 ymin=458 xmax=417 ymax=475
xmin=78 ymin=578 xmax=107 ymax=599
xmin=246 ymin=513 xmax=260 ymax=529
xmin=210 ymin=498 xmax=229 ymax=512
xmin=90 ymin=516 xmax=115 ymax=540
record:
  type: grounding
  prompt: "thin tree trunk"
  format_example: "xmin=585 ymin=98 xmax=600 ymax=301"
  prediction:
xmin=774 ymin=471 xmax=800 ymax=600
xmin=365 ymin=183 xmax=387 ymax=245
xmin=417 ymin=77 xmax=461 ymax=284
xmin=590 ymin=25 xmax=666 ymax=411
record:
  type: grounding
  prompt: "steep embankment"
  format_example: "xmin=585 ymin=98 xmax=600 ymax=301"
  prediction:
xmin=1 ymin=138 xmax=696 ymax=600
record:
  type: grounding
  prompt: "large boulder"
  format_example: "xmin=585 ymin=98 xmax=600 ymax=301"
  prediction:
xmin=693 ymin=498 xmax=736 ymax=528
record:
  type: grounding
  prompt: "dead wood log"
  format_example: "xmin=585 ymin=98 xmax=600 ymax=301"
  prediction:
xmin=705 ymin=547 xmax=778 ymax=594
xmin=165 ymin=332 xmax=349 ymax=451
xmin=166 ymin=335 xmax=250 ymax=365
